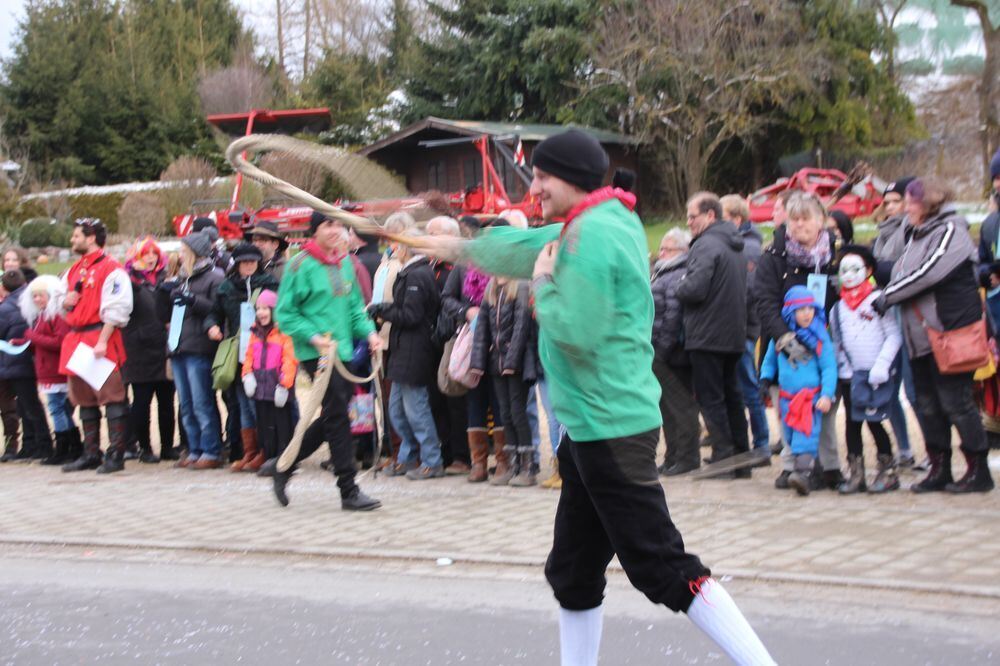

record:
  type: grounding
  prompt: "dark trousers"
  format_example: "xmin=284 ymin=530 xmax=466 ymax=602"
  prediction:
xmin=690 ymin=350 xmax=749 ymax=461
xmin=0 ymin=380 xmax=18 ymax=451
xmin=545 ymin=428 xmax=710 ymax=612
xmin=129 ymin=381 xmax=175 ymax=454
xmin=493 ymin=373 xmax=532 ymax=452
xmin=296 ymin=358 xmax=358 ymax=496
xmin=466 ymin=376 xmax=503 ymax=429
xmin=652 ymin=360 xmax=700 ymax=468
xmin=223 ymin=384 xmax=242 ymax=461
xmin=255 ymin=399 xmax=294 ymax=460
xmin=910 ymin=355 xmax=987 ymax=454
xmin=429 ymin=382 xmax=470 ymax=465
xmin=11 ymin=377 xmax=51 ymax=456
xmin=839 ymin=380 xmax=891 ymax=457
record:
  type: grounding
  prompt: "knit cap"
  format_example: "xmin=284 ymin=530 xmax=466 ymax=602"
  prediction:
xmin=181 ymin=231 xmax=212 ymax=258
xmin=530 ymin=129 xmax=609 ymax=193
xmin=256 ymin=289 xmax=278 ymax=309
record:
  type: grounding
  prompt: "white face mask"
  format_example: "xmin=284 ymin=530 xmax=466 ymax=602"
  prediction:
xmin=839 ymin=255 xmax=867 ymax=289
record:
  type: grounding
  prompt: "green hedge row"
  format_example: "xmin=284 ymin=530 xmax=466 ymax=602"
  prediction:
xmin=17 ymin=191 xmax=126 ymax=233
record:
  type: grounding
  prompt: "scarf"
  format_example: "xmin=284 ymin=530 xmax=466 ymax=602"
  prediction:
xmin=785 ymin=230 xmax=831 ymax=270
xmin=561 ymin=187 xmax=638 ymax=239
xmin=780 ymin=285 xmax=829 ymax=354
xmin=652 ymin=253 xmax=687 ymax=281
xmin=780 ymin=387 xmax=821 ymax=436
xmin=839 ymin=280 xmax=874 ymax=311
xmin=301 ymin=240 xmax=346 ymax=266
xmin=463 ymin=268 xmax=490 ymax=306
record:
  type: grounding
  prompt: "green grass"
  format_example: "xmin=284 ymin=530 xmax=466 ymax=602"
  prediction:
xmin=35 ymin=261 xmax=72 ymax=276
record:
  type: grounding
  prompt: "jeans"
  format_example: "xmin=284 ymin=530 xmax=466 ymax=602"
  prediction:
xmin=689 ymin=350 xmax=749 ymax=461
xmin=537 ymin=377 xmax=564 ymax=454
xmin=171 ymin=354 xmax=221 ymax=460
xmin=236 ymin=387 xmax=256 ymax=429
xmin=887 ymin=353 xmax=912 ymax=455
xmin=45 ymin=390 xmax=75 ymax=433
xmin=738 ymin=340 xmax=770 ymax=450
xmin=465 ymin=376 xmax=503 ymax=429
xmin=389 ymin=382 xmax=443 ymax=469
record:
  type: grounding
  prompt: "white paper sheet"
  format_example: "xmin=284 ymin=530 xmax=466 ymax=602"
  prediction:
xmin=66 ymin=343 xmax=115 ymax=391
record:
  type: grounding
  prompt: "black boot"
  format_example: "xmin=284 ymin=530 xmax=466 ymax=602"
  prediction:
xmin=41 ymin=431 xmax=71 ymax=466
xmin=97 ymin=417 xmax=129 ymax=475
xmin=341 ymin=487 xmax=382 ymax=511
xmin=945 ymin=450 xmax=995 ymax=493
xmin=788 ymin=454 xmax=814 ymax=496
xmin=774 ymin=469 xmax=791 ymax=489
xmin=273 ymin=464 xmax=296 ymax=507
xmin=911 ymin=449 xmax=953 ymax=493
xmin=65 ymin=427 xmax=83 ymax=462
xmin=63 ymin=419 xmax=103 ymax=472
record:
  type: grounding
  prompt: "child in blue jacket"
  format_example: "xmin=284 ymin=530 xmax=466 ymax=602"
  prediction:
xmin=760 ymin=285 xmax=837 ymax=495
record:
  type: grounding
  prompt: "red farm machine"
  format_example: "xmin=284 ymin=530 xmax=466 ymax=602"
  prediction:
xmin=173 ymin=108 xmax=539 ymax=242
xmin=747 ymin=167 xmax=883 ymax=223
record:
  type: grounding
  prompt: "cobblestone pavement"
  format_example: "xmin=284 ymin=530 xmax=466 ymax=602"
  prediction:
xmin=1 ymin=445 xmax=998 ymax=597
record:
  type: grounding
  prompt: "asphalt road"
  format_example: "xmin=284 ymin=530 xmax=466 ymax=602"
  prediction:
xmin=0 ymin=549 xmax=996 ymax=665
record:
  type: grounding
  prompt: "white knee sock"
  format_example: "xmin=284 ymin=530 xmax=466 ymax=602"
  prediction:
xmin=559 ymin=606 xmax=603 ymax=666
xmin=686 ymin=578 xmax=776 ymax=666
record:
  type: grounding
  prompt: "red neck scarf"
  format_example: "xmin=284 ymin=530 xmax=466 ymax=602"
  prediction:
xmin=840 ymin=280 xmax=874 ymax=311
xmin=301 ymin=240 xmax=345 ymax=266
xmin=560 ymin=187 xmax=638 ymax=239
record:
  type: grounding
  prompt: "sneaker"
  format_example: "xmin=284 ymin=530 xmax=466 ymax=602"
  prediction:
xmin=191 ymin=458 xmax=222 ymax=470
xmin=405 ymin=465 xmax=445 ymax=480
xmin=341 ymin=488 xmax=382 ymax=511
xmin=897 ymin=453 xmax=915 ymax=469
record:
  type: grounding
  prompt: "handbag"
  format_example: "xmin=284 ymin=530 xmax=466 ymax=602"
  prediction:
xmin=447 ymin=321 xmax=481 ymax=390
xmin=438 ymin=334 xmax=470 ymax=397
xmin=914 ymin=305 xmax=990 ymax=375
xmin=211 ymin=335 xmax=240 ymax=391
xmin=348 ymin=386 xmax=375 ymax=435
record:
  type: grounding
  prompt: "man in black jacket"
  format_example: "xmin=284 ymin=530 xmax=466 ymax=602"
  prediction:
xmin=676 ymin=192 xmax=751 ymax=476
xmin=368 ymin=229 xmax=444 ymax=480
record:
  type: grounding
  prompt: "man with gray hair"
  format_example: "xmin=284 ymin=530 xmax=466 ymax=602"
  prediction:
xmin=676 ymin=192 xmax=752 ymax=477
xmin=651 ymin=227 xmax=702 ymax=476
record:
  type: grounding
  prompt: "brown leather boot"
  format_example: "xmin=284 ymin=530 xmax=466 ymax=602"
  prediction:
xmin=231 ymin=428 xmax=259 ymax=472
xmin=467 ymin=429 xmax=489 ymax=483
xmin=490 ymin=428 xmax=514 ymax=486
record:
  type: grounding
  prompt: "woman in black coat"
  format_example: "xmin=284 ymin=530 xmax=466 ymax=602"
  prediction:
xmin=122 ymin=238 xmax=175 ymax=462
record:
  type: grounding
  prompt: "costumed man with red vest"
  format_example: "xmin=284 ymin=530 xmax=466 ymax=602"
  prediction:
xmin=60 ymin=219 xmax=134 ymax=474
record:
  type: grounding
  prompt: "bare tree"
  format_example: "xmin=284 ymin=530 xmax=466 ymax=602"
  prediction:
xmin=259 ymin=151 xmax=328 ymax=201
xmin=586 ymin=0 xmax=818 ymax=209
xmin=868 ymin=0 xmax=911 ymax=82
xmin=951 ymin=0 xmax=999 ymax=189
xmin=118 ymin=192 xmax=168 ymax=237
xmin=197 ymin=49 xmax=276 ymax=115
xmin=159 ymin=156 xmax=218 ymax=218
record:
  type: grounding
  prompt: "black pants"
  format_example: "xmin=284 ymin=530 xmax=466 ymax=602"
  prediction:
xmin=429 ymin=381 xmax=470 ymax=465
xmin=223 ymin=384 xmax=242 ymax=461
xmin=910 ymin=355 xmax=987 ymax=454
xmin=839 ymin=380 xmax=891 ymax=457
xmin=652 ymin=360 xmax=700 ymax=468
xmin=11 ymin=377 xmax=51 ymax=456
xmin=0 ymin=380 xmax=18 ymax=449
xmin=545 ymin=428 xmax=710 ymax=613
xmin=689 ymin=350 xmax=749 ymax=460
xmin=296 ymin=358 xmax=358 ymax=496
xmin=256 ymin=399 xmax=294 ymax=460
xmin=493 ymin=373 xmax=532 ymax=452
xmin=129 ymin=381 xmax=175 ymax=454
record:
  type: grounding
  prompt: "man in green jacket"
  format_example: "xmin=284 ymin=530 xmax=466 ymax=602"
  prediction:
xmin=269 ymin=212 xmax=383 ymax=512
xmin=420 ymin=130 xmax=774 ymax=665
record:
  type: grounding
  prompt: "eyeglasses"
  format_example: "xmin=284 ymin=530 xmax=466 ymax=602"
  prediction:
xmin=686 ymin=212 xmax=704 ymax=221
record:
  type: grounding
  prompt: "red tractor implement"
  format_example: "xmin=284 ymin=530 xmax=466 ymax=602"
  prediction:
xmin=748 ymin=167 xmax=883 ymax=223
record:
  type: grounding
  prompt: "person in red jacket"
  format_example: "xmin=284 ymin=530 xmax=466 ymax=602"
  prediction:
xmin=19 ymin=275 xmax=81 ymax=465
xmin=59 ymin=219 xmax=133 ymax=474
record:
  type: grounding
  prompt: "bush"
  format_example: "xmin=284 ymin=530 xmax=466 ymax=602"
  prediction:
xmin=20 ymin=218 xmax=72 ymax=248
xmin=118 ymin=192 xmax=167 ymax=236
xmin=159 ymin=156 xmax=218 ymax=219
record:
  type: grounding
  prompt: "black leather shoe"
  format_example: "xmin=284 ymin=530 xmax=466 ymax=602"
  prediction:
xmin=138 ymin=451 xmax=160 ymax=464
xmin=62 ymin=455 xmax=102 ymax=473
xmin=96 ymin=457 xmax=125 ymax=474
xmin=341 ymin=488 xmax=382 ymax=512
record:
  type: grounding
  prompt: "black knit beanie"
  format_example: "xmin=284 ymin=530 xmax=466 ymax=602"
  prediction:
xmin=530 ymin=129 xmax=609 ymax=193
xmin=308 ymin=210 xmax=327 ymax=236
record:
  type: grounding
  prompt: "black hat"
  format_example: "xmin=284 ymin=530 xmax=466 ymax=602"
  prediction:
xmin=883 ymin=177 xmax=915 ymax=198
xmin=308 ymin=211 xmax=328 ymax=236
xmin=838 ymin=244 xmax=877 ymax=273
xmin=530 ymin=129 xmax=609 ymax=193
xmin=192 ymin=217 xmax=217 ymax=233
xmin=231 ymin=242 xmax=263 ymax=264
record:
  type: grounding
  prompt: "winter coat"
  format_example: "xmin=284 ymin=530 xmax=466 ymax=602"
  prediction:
xmin=275 ymin=250 xmax=373 ymax=364
xmin=379 ymin=256 xmax=440 ymax=386
xmin=874 ymin=205 xmax=982 ymax=360
xmin=675 ymin=220 xmax=747 ymax=353
xmin=0 ymin=286 xmax=34 ymax=380
xmin=353 ymin=246 xmax=381 ymax=290
xmin=206 ymin=270 xmax=280 ymax=336
xmin=760 ymin=337 xmax=837 ymax=401
xmin=25 ymin=314 xmax=69 ymax=385
xmin=242 ymin=324 xmax=297 ymax=402
xmin=738 ymin=221 xmax=764 ymax=342
xmin=438 ymin=265 xmax=470 ymax=341
xmin=350 ymin=255 xmax=373 ymax=304
xmin=977 ymin=209 xmax=1000 ymax=288
xmin=471 ymin=281 xmax=536 ymax=381
xmin=122 ymin=271 xmax=170 ymax=383
xmin=166 ymin=260 xmax=224 ymax=357
xmin=262 ymin=254 xmax=287 ymax=282
xmin=872 ymin=214 xmax=908 ymax=286
xmin=755 ymin=226 xmax=839 ymax=344
xmin=650 ymin=253 xmax=688 ymax=365
xmin=830 ymin=290 xmax=902 ymax=381
xmin=737 ymin=221 xmax=763 ymax=268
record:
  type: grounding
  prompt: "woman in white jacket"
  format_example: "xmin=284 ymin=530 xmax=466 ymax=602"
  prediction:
xmin=831 ymin=246 xmax=903 ymax=493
